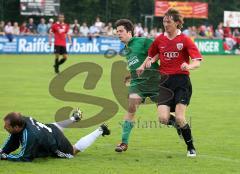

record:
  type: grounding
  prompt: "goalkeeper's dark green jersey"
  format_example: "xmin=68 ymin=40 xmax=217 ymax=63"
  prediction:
xmin=1 ymin=116 xmax=73 ymax=161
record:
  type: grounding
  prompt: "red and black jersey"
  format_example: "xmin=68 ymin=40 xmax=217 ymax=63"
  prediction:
xmin=51 ymin=22 xmax=69 ymax=46
xmin=148 ymin=30 xmax=202 ymax=75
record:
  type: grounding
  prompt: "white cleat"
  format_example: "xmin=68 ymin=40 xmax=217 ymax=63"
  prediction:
xmin=187 ymin=149 xmax=197 ymax=157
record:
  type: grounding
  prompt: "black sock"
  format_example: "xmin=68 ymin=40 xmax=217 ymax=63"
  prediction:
xmin=180 ymin=123 xmax=195 ymax=150
xmin=55 ymin=58 xmax=59 ymax=66
xmin=58 ymin=58 xmax=67 ymax=65
xmin=168 ymin=114 xmax=176 ymax=126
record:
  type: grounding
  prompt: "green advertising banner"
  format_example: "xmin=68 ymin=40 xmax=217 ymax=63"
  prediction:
xmin=194 ymin=39 xmax=224 ymax=55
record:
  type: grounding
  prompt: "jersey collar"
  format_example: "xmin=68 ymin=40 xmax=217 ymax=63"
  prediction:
xmin=127 ymin=37 xmax=134 ymax=44
xmin=125 ymin=37 xmax=134 ymax=48
xmin=56 ymin=21 xmax=65 ymax=25
xmin=164 ymin=29 xmax=181 ymax=39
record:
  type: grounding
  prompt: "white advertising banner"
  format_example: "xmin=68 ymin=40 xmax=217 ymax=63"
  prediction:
xmin=224 ymin=11 xmax=240 ymax=27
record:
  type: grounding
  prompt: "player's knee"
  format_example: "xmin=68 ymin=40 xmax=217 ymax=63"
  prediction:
xmin=73 ymin=145 xmax=80 ymax=155
xmin=158 ymin=116 xmax=169 ymax=125
xmin=175 ymin=116 xmax=186 ymax=127
xmin=128 ymin=104 xmax=136 ymax=113
xmin=63 ymin=54 xmax=68 ymax=59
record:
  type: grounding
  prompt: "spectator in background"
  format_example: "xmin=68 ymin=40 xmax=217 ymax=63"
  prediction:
xmin=27 ymin=18 xmax=37 ymax=34
xmin=37 ymin=18 xmax=48 ymax=35
xmin=183 ymin=26 xmax=192 ymax=37
xmin=134 ymin=23 xmax=144 ymax=37
xmin=4 ymin=21 xmax=13 ymax=42
xmin=149 ymin=27 xmax=158 ymax=38
xmin=12 ymin=22 xmax=20 ymax=35
xmin=233 ymin=28 xmax=240 ymax=50
xmin=233 ymin=28 xmax=240 ymax=38
xmin=71 ymin=19 xmax=80 ymax=36
xmin=89 ymin=24 xmax=100 ymax=39
xmin=95 ymin=17 xmax=104 ymax=31
xmin=0 ymin=21 xmax=5 ymax=35
xmin=143 ymin=27 xmax=149 ymax=37
xmin=198 ymin=25 xmax=206 ymax=37
xmin=223 ymin=23 xmax=237 ymax=51
xmin=205 ymin=26 xmax=214 ymax=39
xmin=20 ymin=21 xmax=30 ymax=35
xmin=100 ymin=23 xmax=107 ymax=35
xmin=191 ymin=26 xmax=198 ymax=38
xmin=223 ymin=22 xmax=232 ymax=38
xmin=105 ymin=22 xmax=113 ymax=36
xmin=80 ymin=22 xmax=89 ymax=37
xmin=47 ymin=18 xmax=54 ymax=33
xmin=158 ymin=28 xmax=163 ymax=35
xmin=215 ymin=22 xmax=224 ymax=39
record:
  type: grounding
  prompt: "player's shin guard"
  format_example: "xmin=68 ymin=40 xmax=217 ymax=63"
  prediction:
xmin=121 ymin=120 xmax=134 ymax=144
xmin=180 ymin=123 xmax=195 ymax=149
xmin=58 ymin=58 xmax=67 ymax=65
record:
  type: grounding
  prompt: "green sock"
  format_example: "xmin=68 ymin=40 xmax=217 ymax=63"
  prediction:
xmin=122 ymin=120 xmax=134 ymax=144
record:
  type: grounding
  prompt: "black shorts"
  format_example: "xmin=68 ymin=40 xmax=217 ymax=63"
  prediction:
xmin=158 ymin=74 xmax=192 ymax=112
xmin=47 ymin=124 xmax=74 ymax=156
xmin=54 ymin=45 xmax=67 ymax=55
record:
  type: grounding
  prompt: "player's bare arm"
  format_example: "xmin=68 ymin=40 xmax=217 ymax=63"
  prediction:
xmin=181 ymin=59 xmax=201 ymax=71
xmin=136 ymin=54 xmax=159 ymax=76
xmin=48 ymin=30 xmax=53 ymax=46
xmin=67 ymin=33 xmax=72 ymax=45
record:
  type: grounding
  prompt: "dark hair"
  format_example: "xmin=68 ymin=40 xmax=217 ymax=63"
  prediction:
xmin=115 ymin=19 xmax=134 ymax=36
xmin=4 ymin=112 xmax=26 ymax=128
xmin=164 ymin=8 xmax=184 ymax=29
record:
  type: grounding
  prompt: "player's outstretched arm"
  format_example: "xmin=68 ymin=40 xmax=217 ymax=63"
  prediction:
xmin=181 ymin=59 xmax=201 ymax=71
xmin=2 ymin=129 xmax=33 ymax=161
xmin=48 ymin=31 xmax=53 ymax=46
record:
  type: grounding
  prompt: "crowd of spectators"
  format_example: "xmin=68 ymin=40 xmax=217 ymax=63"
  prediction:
xmin=0 ymin=16 xmax=239 ymax=51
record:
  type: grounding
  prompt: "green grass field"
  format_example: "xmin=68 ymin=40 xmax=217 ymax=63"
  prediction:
xmin=0 ymin=54 xmax=239 ymax=174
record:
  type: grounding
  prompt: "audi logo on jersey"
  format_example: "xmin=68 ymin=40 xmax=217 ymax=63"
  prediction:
xmin=163 ymin=52 xmax=179 ymax=59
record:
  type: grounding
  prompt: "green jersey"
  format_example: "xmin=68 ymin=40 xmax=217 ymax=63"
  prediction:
xmin=123 ymin=37 xmax=159 ymax=85
xmin=122 ymin=37 xmax=160 ymax=102
xmin=124 ymin=37 xmax=159 ymax=71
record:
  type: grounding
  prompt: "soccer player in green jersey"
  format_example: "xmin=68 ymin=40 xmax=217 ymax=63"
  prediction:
xmin=114 ymin=19 xmax=176 ymax=152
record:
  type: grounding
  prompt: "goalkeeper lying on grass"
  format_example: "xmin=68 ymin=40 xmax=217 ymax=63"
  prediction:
xmin=0 ymin=109 xmax=110 ymax=161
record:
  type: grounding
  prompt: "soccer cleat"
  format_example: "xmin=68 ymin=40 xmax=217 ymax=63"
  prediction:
xmin=100 ymin=124 xmax=111 ymax=136
xmin=187 ymin=148 xmax=197 ymax=157
xmin=115 ymin=143 xmax=128 ymax=152
xmin=71 ymin=108 xmax=83 ymax=122
xmin=53 ymin=64 xmax=59 ymax=74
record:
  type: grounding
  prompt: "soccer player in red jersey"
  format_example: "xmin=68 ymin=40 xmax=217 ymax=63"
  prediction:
xmin=49 ymin=14 xmax=72 ymax=73
xmin=140 ymin=8 xmax=202 ymax=157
